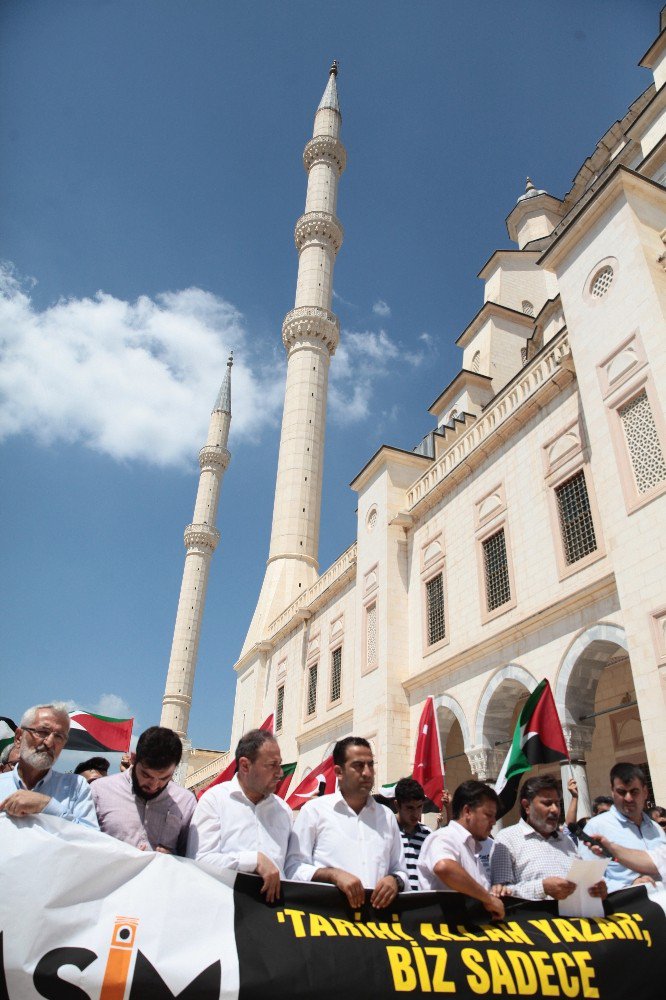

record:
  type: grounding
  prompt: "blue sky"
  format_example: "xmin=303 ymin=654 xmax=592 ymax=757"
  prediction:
xmin=1 ymin=1 xmax=658 ymax=761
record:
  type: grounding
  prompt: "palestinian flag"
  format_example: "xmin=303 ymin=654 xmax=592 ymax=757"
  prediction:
xmin=494 ymin=679 xmax=569 ymax=817
xmin=275 ymin=762 xmax=297 ymax=800
xmin=66 ymin=712 xmax=133 ymax=753
xmin=0 ymin=717 xmax=17 ymax=754
xmin=198 ymin=714 xmax=274 ymax=799
xmin=286 ymin=756 xmax=336 ymax=809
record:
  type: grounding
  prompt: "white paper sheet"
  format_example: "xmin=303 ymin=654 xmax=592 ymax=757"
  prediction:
xmin=558 ymin=856 xmax=609 ymax=918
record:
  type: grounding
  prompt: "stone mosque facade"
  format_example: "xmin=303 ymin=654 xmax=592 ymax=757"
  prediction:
xmin=168 ymin=12 xmax=666 ymax=813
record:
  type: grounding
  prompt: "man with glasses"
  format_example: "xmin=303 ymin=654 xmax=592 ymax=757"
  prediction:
xmin=187 ymin=729 xmax=292 ymax=903
xmin=92 ymin=726 xmax=195 ymax=855
xmin=0 ymin=743 xmax=20 ymax=772
xmin=0 ymin=703 xmax=98 ymax=828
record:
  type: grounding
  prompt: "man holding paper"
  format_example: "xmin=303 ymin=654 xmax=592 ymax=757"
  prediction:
xmin=490 ymin=774 xmax=607 ymax=902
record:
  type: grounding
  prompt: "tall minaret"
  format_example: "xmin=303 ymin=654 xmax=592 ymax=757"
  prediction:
xmin=161 ymin=355 xmax=233 ymax=739
xmin=241 ymin=64 xmax=346 ymax=655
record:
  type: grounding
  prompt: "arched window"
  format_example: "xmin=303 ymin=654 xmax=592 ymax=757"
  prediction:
xmin=472 ymin=350 xmax=481 ymax=373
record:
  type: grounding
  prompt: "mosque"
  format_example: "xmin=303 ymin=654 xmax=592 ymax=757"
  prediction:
xmin=161 ymin=9 xmax=666 ymax=815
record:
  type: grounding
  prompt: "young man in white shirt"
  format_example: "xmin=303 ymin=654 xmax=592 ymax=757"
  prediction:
xmin=417 ymin=780 xmax=504 ymax=921
xmin=285 ymin=736 xmax=409 ymax=908
xmin=187 ymin=729 xmax=292 ymax=902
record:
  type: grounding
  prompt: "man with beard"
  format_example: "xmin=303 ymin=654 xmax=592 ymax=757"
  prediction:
xmin=0 ymin=703 xmax=98 ymax=828
xmin=285 ymin=737 xmax=409 ymax=909
xmin=92 ymin=725 xmax=195 ymax=854
xmin=490 ymin=773 xmax=607 ymax=901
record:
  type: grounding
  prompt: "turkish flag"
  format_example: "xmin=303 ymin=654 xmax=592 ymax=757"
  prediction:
xmin=412 ymin=696 xmax=444 ymax=810
xmin=286 ymin=755 xmax=337 ymax=810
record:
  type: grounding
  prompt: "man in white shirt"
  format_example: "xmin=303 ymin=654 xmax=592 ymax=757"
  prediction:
xmin=285 ymin=737 xmax=409 ymax=909
xmin=417 ymin=780 xmax=504 ymax=921
xmin=490 ymin=773 xmax=607 ymax=902
xmin=187 ymin=729 xmax=292 ymax=902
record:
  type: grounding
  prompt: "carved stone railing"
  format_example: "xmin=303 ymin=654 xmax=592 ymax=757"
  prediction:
xmin=267 ymin=541 xmax=358 ymax=640
xmin=406 ymin=330 xmax=572 ymax=512
xmin=184 ymin=752 xmax=231 ymax=789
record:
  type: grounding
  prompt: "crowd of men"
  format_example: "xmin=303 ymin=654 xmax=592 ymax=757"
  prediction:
xmin=2 ymin=701 xmax=666 ymax=916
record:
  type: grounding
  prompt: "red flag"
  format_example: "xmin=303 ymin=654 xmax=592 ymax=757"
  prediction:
xmin=412 ymin=696 xmax=444 ymax=810
xmin=197 ymin=714 xmax=274 ymax=799
xmin=286 ymin=756 xmax=336 ymax=810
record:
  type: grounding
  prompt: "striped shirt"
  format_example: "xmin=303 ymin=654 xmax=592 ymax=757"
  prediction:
xmin=400 ymin=822 xmax=430 ymax=890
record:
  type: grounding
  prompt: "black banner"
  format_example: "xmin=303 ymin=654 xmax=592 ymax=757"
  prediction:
xmin=235 ymin=878 xmax=666 ymax=1000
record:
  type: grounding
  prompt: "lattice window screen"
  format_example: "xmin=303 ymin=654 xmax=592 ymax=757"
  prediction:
xmin=619 ymin=390 xmax=666 ymax=494
xmin=366 ymin=603 xmax=377 ymax=666
xmin=306 ymin=664 xmax=318 ymax=716
xmin=275 ymin=685 xmax=285 ymax=731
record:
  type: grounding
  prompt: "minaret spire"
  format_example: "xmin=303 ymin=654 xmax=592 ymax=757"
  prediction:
xmin=161 ymin=359 xmax=233 ymax=744
xmin=240 ymin=64 xmax=347 ymax=655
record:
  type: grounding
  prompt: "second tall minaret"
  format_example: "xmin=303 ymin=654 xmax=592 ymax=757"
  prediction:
xmin=161 ymin=355 xmax=233 ymax=738
xmin=241 ymin=64 xmax=346 ymax=654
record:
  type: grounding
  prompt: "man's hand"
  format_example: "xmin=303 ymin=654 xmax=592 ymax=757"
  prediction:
xmin=483 ymin=894 xmax=505 ymax=921
xmin=370 ymin=875 xmax=399 ymax=909
xmin=330 ymin=869 xmax=365 ymax=909
xmin=543 ymin=876 xmax=577 ymax=900
xmin=632 ymin=874 xmax=657 ymax=887
xmin=588 ymin=880 xmax=607 ymax=899
xmin=155 ymin=846 xmax=174 ymax=855
xmin=567 ymin=777 xmax=578 ymax=798
xmin=0 ymin=790 xmax=51 ymax=816
xmin=491 ymin=884 xmax=512 ymax=897
xmin=255 ymin=852 xmax=281 ymax=904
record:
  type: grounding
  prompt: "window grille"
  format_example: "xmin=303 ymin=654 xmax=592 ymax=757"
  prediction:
xmin=522 ymin=300 xmax=534 ymax=317
xmin=482 ymin=529 xmax=511 ymax=612
xmin=330 ymin=647 xmax=342 ymax=702
xmin=555 ymin=470 xmax=597 ymax=565
xmin=366 ymin=603 xmax=377 ymax=666
xmin=367 ymin=508 xmax=378 ymax=531
xmin=472 ymin=351 xmax=481 ymax=373
xmin=275 ymin=685 xmax=285 ymax=731
xmin=619 ymin=389 xmax=666 ymax=494
xmin=306 ymin=664 xmax=318 ymax=717
xmin=426 ymin=573 xmax=446 ymax=645
xmin=520 ymin=346 xmax=528 ymax=367
xmin=590 ymin=265 xmax=614 ymax=298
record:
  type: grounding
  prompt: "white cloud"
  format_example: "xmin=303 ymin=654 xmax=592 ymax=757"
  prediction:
xmin=0 ymin=263 xmax=284 ymax=467
xmin=92 ymin=694 xmax=134 ymax=719
xmin=0 ymin=264 xmax=419 ymax=459
xmin=419 ymin=331 xmax=433 ymax=345
xmin=372 ymin=299 xmax=391 ymax=317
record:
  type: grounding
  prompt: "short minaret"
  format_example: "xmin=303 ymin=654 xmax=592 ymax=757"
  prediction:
xmin=241 ymin=63 xmax=347 ymax=655
xmin=161 ymin=355 xmax=233 ymax=739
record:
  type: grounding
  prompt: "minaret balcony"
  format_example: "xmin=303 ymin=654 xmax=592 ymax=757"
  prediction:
xmin=282 ymin=306 xmax=340 ymax=354
xmin=303 ymin=134 xmax=346 ymax=174
xmin=198 ymin=444 xmax=230 ymax=472
xmin=183 ymin=522 xmax=220 ymax=552
xmin=294 ymin=211 xmax=344 ymax=254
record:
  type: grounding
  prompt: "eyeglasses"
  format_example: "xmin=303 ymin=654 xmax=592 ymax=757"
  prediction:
xmin=22 ymin=726 xmax=68 ymax=745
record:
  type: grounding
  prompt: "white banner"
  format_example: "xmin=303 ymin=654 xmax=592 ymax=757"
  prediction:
xmin=0 ymin=814 xmax=239 ymax=1000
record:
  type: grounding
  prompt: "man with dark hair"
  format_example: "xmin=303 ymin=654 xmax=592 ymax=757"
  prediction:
xmin=649 ymin=805 xmax=666 ymax=830
xmin=417 ymin=780 xmax=504 ymax=918
xmin=490 ymin=773 xmax=607 ymax=902
xmin=285 ymin=737 xmax=409 ymax=908
xmin=0 ymin=703 xmax=98 ymax=828
xmin=187 ymin=729 xmax=291 ymax=903
xmin=74 ymin=756 xmax=110 ymax=783
xmin=592 ymin=795 xmax=613 ymax=816
xmin=579 ymin=762 xmax=666 ymax=891
xmin=91 ymin=726 xmax=195 ymax=855
xmin=395 ymin=777 xmax=430 ymax=891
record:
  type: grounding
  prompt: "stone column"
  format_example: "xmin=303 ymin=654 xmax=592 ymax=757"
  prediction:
xmin=561 ymin=724 xmax=594 ymax=821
